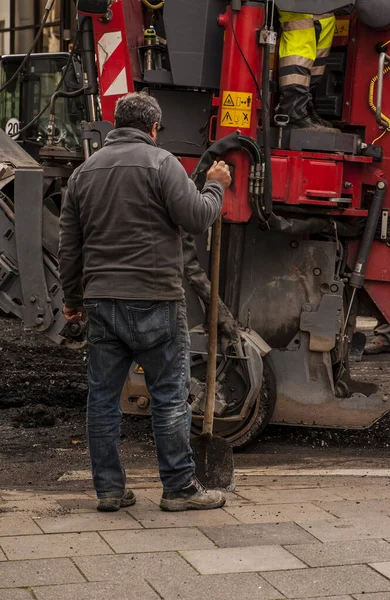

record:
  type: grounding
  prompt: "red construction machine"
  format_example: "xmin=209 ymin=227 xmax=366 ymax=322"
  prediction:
xmin=0 ymin=0 xmax=389 ymax=447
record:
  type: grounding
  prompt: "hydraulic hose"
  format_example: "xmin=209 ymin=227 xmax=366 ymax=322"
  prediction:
xmin=349 ymin=180 xmax=387 ymax=289
xmin=191 ymin=132 xmax=243 ymax=186
xmin=368 ymin=67 xmax=390 ymax=131
xmin=79 ymin=16 xmax=99 ymax=96
xmin=342 ymin=180 xmax=387 ymax=339
xmin=46 ymin=88 xmax=84 ymax=145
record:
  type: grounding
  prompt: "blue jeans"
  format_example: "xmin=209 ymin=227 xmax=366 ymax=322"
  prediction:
xmin=84 ymin=298 xmax=195 ymax=498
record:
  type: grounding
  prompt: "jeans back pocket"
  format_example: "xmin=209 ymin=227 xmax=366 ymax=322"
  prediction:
xmin=127 ymin=301 xmax=175 ymax=350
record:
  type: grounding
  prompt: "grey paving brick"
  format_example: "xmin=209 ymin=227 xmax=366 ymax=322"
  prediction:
xmin=256 ymin=478 xmax=389 ymax=491
xmin=0 ymin=558 xmax=85 ymax=588
xmin=235 ymin=477 xmax=280 ymax=487
xmin=298 ymin=516 xmax=390 ymax=542
xmin=286 ymin=540 xmax=390 ymax=567
xmin=0 ymin=546 xmax=7 ymax=560
xmin=315 ymin=499 xmax=390 ymax=519
xmin=0 ymin=532 xmax=113 ymax=560
xmin=0 ymin=499 xmax=65 ymax=515
xmin=74 ymin=551 xmax=196 ymax=582
xmin=126 ymin=504 xmax=239 ymax=528
xmin=370 ymin=563 xmax=390 ymax=580
xmin=149 ymin=573 xmax=284 ymax=600
xmin=235 ymin=476 xmax=366 ymax=489
xmin=200 ymin=522 xmax=317 ymax=548
xmin=37 ymin=511 xmax=141 ymax=533
xmin=224 ymin=502 xmax=334 ymax=523
xmin=0 ymin=514 xmax=43 ymax=536
xmin=262 ymin=565 xmax=390 ymax=598
xmin=74 ymin=552 xmax=196 ymax=581
xmin=330 ymin=487 xmax=390 ymax=501
xmin=0 ymin=590 xmax=34 ymax=600
xmin=56 ymin=499 xmax=98 ymax=513
xmin=0 ymin=491 xmax=90 ymax=500
xmin=236 ymin=487 xmax=344 ymax=504
xmin=353 ymin=594 xmax=390 ymax=600
xmin=291 ymin=597 xmax=352 ymax=600
xmin=33 ymin=580 xmax=159 ymax=600
xmin=0 ymin=490 xmax=44 ymax=500
xmin=181 ymin=545 xmax=306 ymax=574
xmin=100 ymin=527 xmax=214 ymax=553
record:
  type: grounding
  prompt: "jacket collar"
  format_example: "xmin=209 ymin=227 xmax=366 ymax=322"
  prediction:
xmin=104 ymin=127 xmax=156 ymax=147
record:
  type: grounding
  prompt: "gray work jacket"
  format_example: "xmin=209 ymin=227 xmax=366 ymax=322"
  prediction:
xmin=59 ymin=128 xmax=224 ymax=307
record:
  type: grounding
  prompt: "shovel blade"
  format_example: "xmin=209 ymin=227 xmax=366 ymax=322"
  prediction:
xmin=192 ymin=434 xmax=235 ymax=491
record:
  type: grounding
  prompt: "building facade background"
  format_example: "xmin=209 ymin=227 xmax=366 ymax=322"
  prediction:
xmin=0 ymin=0 xmax=76 ymax=56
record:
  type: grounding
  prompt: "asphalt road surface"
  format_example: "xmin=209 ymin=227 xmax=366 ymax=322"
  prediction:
xmin=0 ymin=315 xmax=389 ymax=491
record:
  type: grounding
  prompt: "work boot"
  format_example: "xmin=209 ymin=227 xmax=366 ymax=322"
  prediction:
xmin=160 ymin=478 xmax=226 ymax=512
xmin=288 ymin=115 xmax=331 ymax=131
xmin=364 ymin=335 xmax=390 ymax=355
xmin=97 ymin=489 xmax=136 ymax=512
xmin=309 ymin=106 xmax=334 ymax=128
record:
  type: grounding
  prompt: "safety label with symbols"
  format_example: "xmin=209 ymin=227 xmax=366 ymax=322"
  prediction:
xmin=334 ymin=19 xmax=349 ymax=37
xmin=220 ymin=91 xmax=253 ymax=129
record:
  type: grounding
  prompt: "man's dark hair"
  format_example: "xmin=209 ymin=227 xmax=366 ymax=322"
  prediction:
xmin=114 ymin=92 xmax=162 ymax=132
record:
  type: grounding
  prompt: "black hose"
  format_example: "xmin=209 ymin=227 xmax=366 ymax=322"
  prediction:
xmin=261 ymin=42 xmax=273 ymax=217
xmin=191 ymin=132 xmax=243 ymax=187
xmin=46 ymin=88 xmax=84 ymax=145
xmin=49 ymin=88 xmax=85 ymax=117
xmin=79 ymin=16 xmax=99 ymax=96
xmin=349 ymin=181 xmax=387 ymax=289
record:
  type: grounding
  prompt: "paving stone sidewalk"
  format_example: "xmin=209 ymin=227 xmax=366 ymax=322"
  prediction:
xmin=2 ymin=470 xmax=390 ymax=599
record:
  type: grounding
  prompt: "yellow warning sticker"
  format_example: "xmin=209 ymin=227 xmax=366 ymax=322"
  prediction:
xmin=334 ymin=19 xmax=350 ymax=37
xmin=220 ymin=91 xmax=253 ymax=129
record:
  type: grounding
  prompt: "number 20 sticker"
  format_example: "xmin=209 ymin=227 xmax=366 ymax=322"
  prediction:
xmin=5 ymin=118 xmax=21 ymax=140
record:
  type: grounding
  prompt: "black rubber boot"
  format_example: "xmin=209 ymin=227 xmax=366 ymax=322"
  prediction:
xmin=288 ymin=115 xmax=331 ymax=131
xmin=309 ymin=103 xmax=334 ymax=128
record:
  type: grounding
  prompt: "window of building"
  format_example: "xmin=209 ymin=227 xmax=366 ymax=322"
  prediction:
xmin=0 ymin=0 xmax=72 ymax=56
xmin=0 ymin=21 xmax=5 ymax=56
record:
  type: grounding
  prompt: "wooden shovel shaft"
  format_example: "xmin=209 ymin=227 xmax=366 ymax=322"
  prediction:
xmin=203 ymin=215 xmax=222 ymax=435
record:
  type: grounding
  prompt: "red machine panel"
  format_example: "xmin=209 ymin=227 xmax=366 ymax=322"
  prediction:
xmin=216 ymin=4 xmax=265 ymax=223
xmin=92 ymin=1 xmax=140 ymax=123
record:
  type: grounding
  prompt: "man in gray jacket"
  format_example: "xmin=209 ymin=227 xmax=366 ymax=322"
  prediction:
xmin=59 ymin=92 xmax=231 ymax=512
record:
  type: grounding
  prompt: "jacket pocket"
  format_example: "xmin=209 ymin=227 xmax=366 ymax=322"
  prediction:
xmin=127 ymin=301 xmax=175 ymax=350
xmin=84 ymin=302 xmax=106 ymax=344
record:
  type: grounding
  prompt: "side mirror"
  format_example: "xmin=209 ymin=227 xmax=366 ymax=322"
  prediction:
xmin=63 ymin=56 xmax=82 ymax=91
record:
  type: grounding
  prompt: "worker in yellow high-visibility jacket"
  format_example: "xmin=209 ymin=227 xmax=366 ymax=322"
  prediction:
xmin=277 ymin=10 xmax=336 ymax=129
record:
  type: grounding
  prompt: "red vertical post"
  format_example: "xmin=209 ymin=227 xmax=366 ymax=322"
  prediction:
xmin=216 ymin=4 xmax=265 ymax=223
xmin=91 ymin=0 xmax=140 ymax=124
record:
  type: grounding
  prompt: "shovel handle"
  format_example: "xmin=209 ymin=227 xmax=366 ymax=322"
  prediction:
xmin=203 ymin=215 xmax=222 ymax=435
